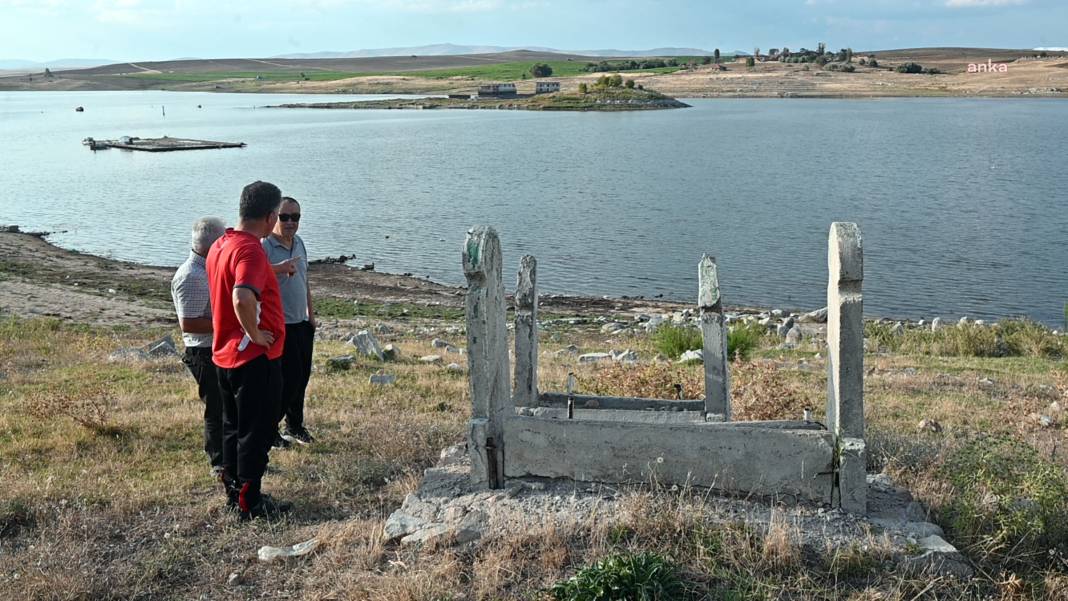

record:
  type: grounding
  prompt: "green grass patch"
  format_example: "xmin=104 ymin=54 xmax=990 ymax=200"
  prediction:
xmin=551 ymin=551 xmax=686 ymax=601
xmin=939 ymin=435 xmax=1068 ymax=569
xmin=866 ymin=319 xmax=1065 ymax=359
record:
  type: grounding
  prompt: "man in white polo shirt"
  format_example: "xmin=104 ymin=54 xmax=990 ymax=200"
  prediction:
xmin=171 ymin=216 xmax=227 ymax=477
xmin=263 ymin=196 xmax=317 ymax=447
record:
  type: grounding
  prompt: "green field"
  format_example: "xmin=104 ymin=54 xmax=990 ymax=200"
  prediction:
xmin=128 ymin=59 xmax=693 ymax=84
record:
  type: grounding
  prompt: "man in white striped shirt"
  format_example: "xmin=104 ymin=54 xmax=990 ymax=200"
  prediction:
xmin=171 ymin=217 xmax=227 ymax=482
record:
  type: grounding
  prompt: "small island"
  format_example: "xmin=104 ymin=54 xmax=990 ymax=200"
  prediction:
xmin=273 ymin=78 xmax=689 ymax=112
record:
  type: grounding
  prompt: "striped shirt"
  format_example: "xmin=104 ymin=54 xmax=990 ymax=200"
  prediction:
xmin=171 ymin=251 xmax=212 ymax=348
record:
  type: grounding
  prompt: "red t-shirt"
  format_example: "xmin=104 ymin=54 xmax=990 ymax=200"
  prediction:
xmin=206 ymin=228 xmax=286 ymax=368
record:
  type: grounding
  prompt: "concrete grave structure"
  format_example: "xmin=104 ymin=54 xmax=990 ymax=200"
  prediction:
xmin=462 ymin=223 xmax=867 ymax=512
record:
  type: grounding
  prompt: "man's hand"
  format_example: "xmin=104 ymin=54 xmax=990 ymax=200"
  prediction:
xmin=249 ymin=328 xmax=275 ymax=348
xmin=272 ymin=258 xmax=297 ymax=277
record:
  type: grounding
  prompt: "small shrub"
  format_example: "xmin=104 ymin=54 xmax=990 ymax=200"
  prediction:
xmin=999 ymin=319 xmax=1064 ymax=358
xmin=824 ymin=62 xmax=855 ymax=73
xmin=652 ymin=322 xmax=764 ymax=362
xmin=727 ymin=321 xmax=764 ymax=361
xmin=938 ymin=436 xmax=1068 ymax=569
xmin=577 ymin=82 xmax=588 ymax=94
xmin=624 ymin=79 xmax=635 ymax=89
xmin=550 ymin=551 xmax=685 ymax=601
xmin=923 ymin=67 xmax=942 ymax=75
xmin=652 ymin=324 xmax=702 ymax=360
xmin=745 ymin=57 xmax=756 ymax=68
xmin=26 ymin=385 xmax=120 ymax=435
xmin=896 ymin=62 xmax=924 ymax=74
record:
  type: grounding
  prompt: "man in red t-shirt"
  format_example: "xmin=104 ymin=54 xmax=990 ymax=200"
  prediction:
xmin=207 ymin=180 xmax=290 ymax=520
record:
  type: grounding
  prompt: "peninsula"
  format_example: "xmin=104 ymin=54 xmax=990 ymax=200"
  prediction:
xmin=273 ymin=86 xmax=689 ymax=111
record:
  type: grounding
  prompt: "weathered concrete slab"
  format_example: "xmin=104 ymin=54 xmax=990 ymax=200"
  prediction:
xmin=463 ymin=227 xmax=511 ymax=488
xmin=503 ymin=416 xmax=834 ymax=502
xmin=827 ymin=222 xmax=866 ymax=514
xmin=522 ymin=407 xmax=707 ymax=424
xmin=513 ymin=255 xmax=538 ymax=407
xmin=535 ymin=392 xmax=704 ymax=412
xmin=827 ymin=222 xmax=864 ymax=441
xmin=699 ymin=255 xmax=731 ymax=419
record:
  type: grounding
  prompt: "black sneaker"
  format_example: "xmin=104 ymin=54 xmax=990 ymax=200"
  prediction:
xmin=271 ymin=432 xmax=291 ymax=449
xmin=218 ymin=470 xmax=240 ymax=511
xmin=282 ymin=427 xmax=315 ymax=446
xmin=239 ymin=493 xmax=292 ymax=521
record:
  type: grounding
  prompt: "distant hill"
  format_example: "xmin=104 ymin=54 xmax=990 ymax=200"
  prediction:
xmin=274 ymin=44 xmax=712 ymax=59
xmin=0 ymin=58 xmax=118 ymax=70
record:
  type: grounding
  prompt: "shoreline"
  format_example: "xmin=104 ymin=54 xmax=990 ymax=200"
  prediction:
xmin=0 ymin=226 xmax=1058 ymax=331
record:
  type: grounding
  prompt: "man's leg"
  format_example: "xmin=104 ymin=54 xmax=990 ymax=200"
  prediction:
xmin=217 ymin=364 xmax=240 ymax=506
xmin=279 ymin=323 xmax=302 ymax=428
xmin=284 ymin=321 xmax=314 ymax=437
xmin=232 ymin=355 xmax=287 ymax=516
xmin=189 ymin=349 xmax=224 ymax=472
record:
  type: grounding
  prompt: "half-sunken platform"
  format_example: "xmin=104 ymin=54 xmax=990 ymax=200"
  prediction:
xmin=82 ymin=136 xmax=246 ymax=152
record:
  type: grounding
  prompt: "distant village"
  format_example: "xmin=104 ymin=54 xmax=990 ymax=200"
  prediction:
xmin=449 ymin=80 xmax=559 ymax=100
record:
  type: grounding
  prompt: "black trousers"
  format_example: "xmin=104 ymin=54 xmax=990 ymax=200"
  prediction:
xmin=279 ymin=321 xmax=314 ymax=431
xmin=217 ymin=355 xmax=282 ymax=486
xmin=181 ymin=346 xmax=224 ymax=471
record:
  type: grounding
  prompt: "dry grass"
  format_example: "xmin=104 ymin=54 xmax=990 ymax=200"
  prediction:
xmin=1 ymin=315 xmax=1066 ymax=599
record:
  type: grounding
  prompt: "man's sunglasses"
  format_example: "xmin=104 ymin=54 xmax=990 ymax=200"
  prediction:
xmin=279 ymin=213 xmax=301 ymax=222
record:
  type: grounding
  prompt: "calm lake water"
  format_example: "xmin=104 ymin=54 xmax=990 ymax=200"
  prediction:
xmin=2 ymin=91 xmax=1067 ymax=325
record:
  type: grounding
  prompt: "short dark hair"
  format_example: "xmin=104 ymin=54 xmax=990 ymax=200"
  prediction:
xmin=239 ymin=181 xmax=282 ymax=221
xmin=281 ymin=196 xmax=300 ymax=208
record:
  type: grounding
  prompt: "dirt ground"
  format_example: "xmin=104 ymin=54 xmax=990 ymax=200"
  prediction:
xmin=0 ymin=230 xmax=687 ymax=328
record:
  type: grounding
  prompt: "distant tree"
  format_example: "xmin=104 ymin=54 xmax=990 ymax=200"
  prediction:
xmin=596 ymin=74 xmax=610 ymax=88
xmin=637 ymin=84 xmax=644 ymax=89
xmin=818 ymin=41 xmax=826 ymax=55
xmin=896 ymin=62 xmax=924 ymax=74
xmin=754 ymin=47 xmax=761 ymax=60
xmin=44 ymin=68 xmax=53 ymax=78
xmin=624 ymin=78 xmax=635 ymax=88
xmin=745 ymin=56 xmax=756 ymax=68
xmin=858 ymin=58 xmax=867 ymax=66
xmin=868 ymin=56 xmax=879 ymax=68
xmin=530 ymin=63 xmax=553 ymax=77
xmin=608 ymin=73 xmax=623 ymax=87
xmin=845 ymin=48 xmax=853 ymax=63
xmin=577 ymin=82 xmax=588 ymax=94
xmin=714 ymin=48 xmax=721 ymax=64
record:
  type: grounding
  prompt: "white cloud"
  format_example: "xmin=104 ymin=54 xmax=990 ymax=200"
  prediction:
xmin=945 ymin=0 xmax=1027 ymax=7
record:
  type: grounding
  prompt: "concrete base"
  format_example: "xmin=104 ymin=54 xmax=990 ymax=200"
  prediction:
xmin=502 ymin=416 xmax=835 ymax=503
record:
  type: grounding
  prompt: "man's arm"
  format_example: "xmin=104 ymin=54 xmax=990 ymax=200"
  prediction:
xmin=232 ymin=287 xmax=274 ymax=347
xmin=179 ymin=317 xmax=213 ymax=334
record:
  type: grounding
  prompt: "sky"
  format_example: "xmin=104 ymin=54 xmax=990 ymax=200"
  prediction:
xmin=1 ymin=0 xmax=1066 ymax=62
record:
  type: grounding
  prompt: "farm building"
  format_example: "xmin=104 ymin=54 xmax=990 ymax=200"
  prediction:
xmin=535 ymin=81 xmax=561 ymax=94
xmin=477 ymin=83 xmax=517 ymax=97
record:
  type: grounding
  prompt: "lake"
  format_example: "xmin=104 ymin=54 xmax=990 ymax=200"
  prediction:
xmin=1 ymin=91 xmax=1066 ymax=325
